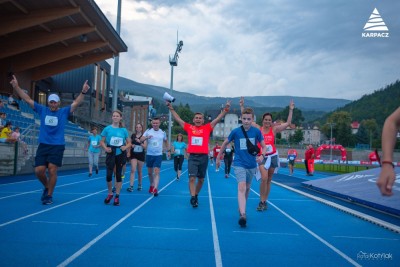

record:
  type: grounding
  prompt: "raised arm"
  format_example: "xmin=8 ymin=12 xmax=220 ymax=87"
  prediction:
xmin=240 ymin=96 xmax=259 ymax=128
xmin=274 ymin=99 xmax=294 ymax=133
xmin=71 ymin=80 xmax=90 ymax=112
xmin=9 ymin=75 xmax=34 ymax=108
xmin=210 ymin=100 xmax=231 ymax=128
xmin=377 ymin=107 xmax=400 ymax=196
xmin=166 ymin=102 xmax=185 ymax=128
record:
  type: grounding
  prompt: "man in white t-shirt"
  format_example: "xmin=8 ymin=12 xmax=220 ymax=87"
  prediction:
xmin=142 ymin=117 xmax=170 ymax=196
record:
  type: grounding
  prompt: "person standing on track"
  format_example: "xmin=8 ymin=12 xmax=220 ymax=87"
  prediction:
xmin=240 ymin=97 xmax=294 ymax=211
xmin=100 ymin=110 xmax=130 ymax=206
xmin=10 ymin=75 xmax=89 ymax=205
xmin=213 ymin=142 xmax=221 ymax=171
xmin=287 ymin=148 xmax=297 ymax=176
xmin=127 ymin=123 xmax=146 ymax=192
xmin=216 ymin=107 xmax=266 ymax=227
xmin=223 ymin=143 xmax=234 ymax=178
xmin=377 ymin=107 xmax=400 ymax=196
xmin=167 ymin=100 xmax=231 ymax=208
xmin=87 ymin=126 xmax=101 ymax=177
xmin=172 ymin=133 xmax=187 ymax=180
xmin=142 ymin=117 xmax=170 ymax=197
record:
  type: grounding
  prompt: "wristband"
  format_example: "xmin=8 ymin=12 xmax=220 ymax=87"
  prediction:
xmin=381 ymin=161 xmax=395 ymax=168
xmin=224 ymin=108 xmax=229 ymax=112
xmin=81 ymin=91 xmax=87 ymax=95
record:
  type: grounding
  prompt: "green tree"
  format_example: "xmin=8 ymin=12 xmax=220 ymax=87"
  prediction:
xmin=171 ymin=103 xmax=194 ymax=134
xmin=322 ymin=111 xmax=353 ymax=147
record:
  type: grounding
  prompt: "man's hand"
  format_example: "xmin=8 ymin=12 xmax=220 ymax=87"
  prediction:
xmin=10 ymin=75 xmax=19 ymax=89
xmin=82 ymin=80 xmax=90 ymax=93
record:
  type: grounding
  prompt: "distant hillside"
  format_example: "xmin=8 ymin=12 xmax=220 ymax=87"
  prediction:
xmin=317 ymin=80 xmax=400 ymax=127
xmin=114 ymin=76 xmax=350 ymax=112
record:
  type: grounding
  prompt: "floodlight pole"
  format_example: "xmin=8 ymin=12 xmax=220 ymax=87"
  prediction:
xmin=112 ymin=0 xmax=122 ymax=111
xmin=168 ymin=39 xmax=183 ymax=149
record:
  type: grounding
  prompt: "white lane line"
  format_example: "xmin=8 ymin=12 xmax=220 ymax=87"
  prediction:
xmin=233 ymin=231 xmax=299 ymax=236
xmin=272 ymin=180 xmax=400 ymax=233
xmin=131 ymin=226 xmax=198 ymax=231
xmin=250 ymin=188 xmax=361 ymax=267
xmin=32 ymin=221 xmax=98 ymax=226
xmin=57 ymin=174 xmax=177 ymax=267
xmin=333 ymin=235 xmax=399 ymax=241
xmin=207 ymin=169 xmax=223 ymax=267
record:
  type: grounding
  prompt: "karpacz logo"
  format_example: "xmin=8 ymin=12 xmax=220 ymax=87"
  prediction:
xmin=362 ymin=8 xmax=389 ymax=38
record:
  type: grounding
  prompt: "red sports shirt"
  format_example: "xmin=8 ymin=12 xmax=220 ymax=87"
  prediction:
xmin=183 ymin=122 xmax=213 ymax=154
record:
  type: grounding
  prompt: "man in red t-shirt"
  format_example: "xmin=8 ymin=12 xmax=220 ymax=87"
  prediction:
xmin=213 ymin=142 xmax=221 ymax=171
xmin=167 ymin=100 xmax=231 ymax=207
xmin=304 ymin=145 xmax=315 ymax=176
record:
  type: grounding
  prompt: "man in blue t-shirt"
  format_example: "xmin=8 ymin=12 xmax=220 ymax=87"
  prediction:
xmin=217 ymin=107 xmax=266 ymax=228
xmin=10 ymin=75 xmax=90 ymax=205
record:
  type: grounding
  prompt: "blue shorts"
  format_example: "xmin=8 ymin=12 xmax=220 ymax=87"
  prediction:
xmin=146 ymin=155 xmax=163 ymax=168
xmin=35 ymin=143 xmax=65 ymax=167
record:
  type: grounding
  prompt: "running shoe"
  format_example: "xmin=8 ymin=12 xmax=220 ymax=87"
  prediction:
xmin=42 ymin=195 xmax=53 ymax=205
xmin=137 ymin=184 xmax=142 ymax=191
xmin=176 ymin=174 xmax=180 ymax=180
xmin=88 ymin=173 xmax=92 ymax=177
xmin=225 ymin=174 xmax=229 ymax=178
xmin=238 ymin=214 xmax=247 ymax=227
xmin=257 ymin=201 xmax=264 ymax=211
xmin=190 ymin=196 xmax=198 ymax=208
xmin=127 ymin=186 xmax=133 ymax=192
xmin=96 ymin=168 xmax=99 ymax=174
xmin=41 ymin=188 xmax=48 ymax=201
xmin=153 ymin=188 xmax=159 ymax=197
xmin=149 ymin=186 xmax=154 ymax=193
xmin=263 ymin=201 xmax=268 ymax=210
xmin=112 ymin=186 xmax=116 ymax=193
xmin=113 ymin=196 xmax=120 ymax=206
xmin=104 ymin=194 xmax=113 ymax=204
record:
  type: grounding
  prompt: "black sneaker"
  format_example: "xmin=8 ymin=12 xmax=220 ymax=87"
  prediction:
xmin=42 ymin=195 xmax=53 ymax=205
xmin=96 ymin=168 xmax=99 ymax=174
xmin=176 ymin=174 xmax=180 ymax=180
xmin=153 ymin=188 xmax=159 ymax=197
xmin=41 ymin=188 xmax=48 ymax=201
xmin=88 ymin=173 xmax=92 ymax=177
xmin=238 ymin=214 xmax=247 ymax=227
xmin=104 ymin=194 xmax=113 ymax=204
xmin=263 ymin=201 xmax=268 ymax=211
xmin=113 ymin=196 xmax=120 ymax=206
xmin=257 ymin=201 xmax=264 ymax=211
xmin=137 ymin=184 xmax=142 ymax=191
xmin=190 ymin=196 xmax=198 ymax=208
xmin=127 ymin=186 xmax=133 ymax=192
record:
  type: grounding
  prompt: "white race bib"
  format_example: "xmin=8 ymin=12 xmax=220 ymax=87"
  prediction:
xmin=216 ymin=149 xmax=220 ymax=153
xmin=133 ymin=145 xmax=143 ymax=152
xmin=289 ymin=156 xmax=294 ymax=160
xmin=226 ymin=148 xmax=231 ymax=153
xmin=175 ymin=149 xmax=181 ymax=154
xmin=266 ymin=144 xmax=273 ymax=153
xmin=239 ymin=138 xmax=247 ymax=150
xmin=150 ymin=140 xmax=160 ymax=148
xmin=191 ymin=136 xmax=203 ymax=146
xmin=91 ymin=141 xmax=98 ymax=146
xmin=110 ymin=136 xmax=123 ymax=147
xmin=45 ymin=115 xmax=58 ymax=126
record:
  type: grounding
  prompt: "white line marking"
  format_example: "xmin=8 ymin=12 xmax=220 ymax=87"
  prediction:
xmin=32 ymin=221 xmax=98 ymax=226
xmin=233 ymin=231 xmax=299 ymax=236
xmin=250 ymin=188 xmax=361 ymax=267
xmin=272 ymin=180 xmax=400 ymax=233
xmin=131 ymin=226 xmax=198 ymax=231
xmin=333 ymin=235 xmax=399 ymax=241
xmin=207 ymin=169 xmax=223 ymax=267
xmin=57 ymin=175 xmax=177 ymax=267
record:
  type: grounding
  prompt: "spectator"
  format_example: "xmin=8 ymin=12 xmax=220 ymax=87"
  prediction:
xmin=0 ymin=121 xmax=17 ymax=143
xmin=11 ymin=126 xmax=28 ymax=154
xmin=0 ymin=112 xmax=6 ymax=131
xmin=8 ymin=94 xmax=20 ymax=110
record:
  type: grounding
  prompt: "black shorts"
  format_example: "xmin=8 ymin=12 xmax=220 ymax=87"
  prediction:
xmin=188 ymin=154 xmax=208 ymax=179
xmin=130 ymin=152 xmax=145 ymax=162
xmin=35 ymin=143 xmax=65 ymax=167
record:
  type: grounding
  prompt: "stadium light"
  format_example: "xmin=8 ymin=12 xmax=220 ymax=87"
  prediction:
xmin=168 ymin=39 xmax=183 ymax=149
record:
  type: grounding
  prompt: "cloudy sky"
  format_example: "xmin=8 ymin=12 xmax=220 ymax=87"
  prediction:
xmin=94 ymin=0 xmax=399 ymax=100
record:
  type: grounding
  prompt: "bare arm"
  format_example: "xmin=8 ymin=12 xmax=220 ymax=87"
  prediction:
xmin=240 ymin=96 xmax=259 ymax=128
xmin=71 ymin=80 xmax=90 ymax=113
xmin=377 ymin=107 xmax=400 ymax=196
xmin=9 ymin=75 xmax=34 ymax=108
xmin=274 ymin=99 xmax=294 ymax=133
xmin=166 ymin=102 xmax=185 ymax=128
xmin=211 ymin=100 xmax=231 ymax=128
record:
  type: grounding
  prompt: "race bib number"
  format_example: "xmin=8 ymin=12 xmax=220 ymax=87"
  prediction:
xmin=91 ymin=141 xmax=98 ymax=146
xmin=45 ymin=115 xmax=58 ymax=126
xmin=289 ymin=156 xmax=294 ymax=160
xmin=133 ymin=145 xmax=143 ymax=152
xmin=110 ymin=136 xmax=123 ymax=147
xmin=216 ymin=149 xmax=220 ymax=153
xmin=175 ymin=149 xmax=181 ymax=154
xmin=226 ymin=148 xmax=231 ymax=153
xmin=266 ymin=145 xmax=273 ymax=153
xmin=191 ymin=136 xmax=203 ymax=146
xmin=150 ymin=140 xmax=160 ymax=147
xmin=239 ymin=138 xmax=247 ymax=150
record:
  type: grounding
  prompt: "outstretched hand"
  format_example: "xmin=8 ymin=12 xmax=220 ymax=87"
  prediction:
xmin=10 ymin=75 xmax=18 ymax=89
xmin=82 ymin=80 xmax=90 ymax=93
xmin=289 ymin=99 xmax=295 ymax=110
xmin=239 ymin=96 xmax=244 ymax=107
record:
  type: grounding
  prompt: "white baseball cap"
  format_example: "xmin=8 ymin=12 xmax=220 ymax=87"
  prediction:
xmin=48 ymin=94 xmax=60 ymax=102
